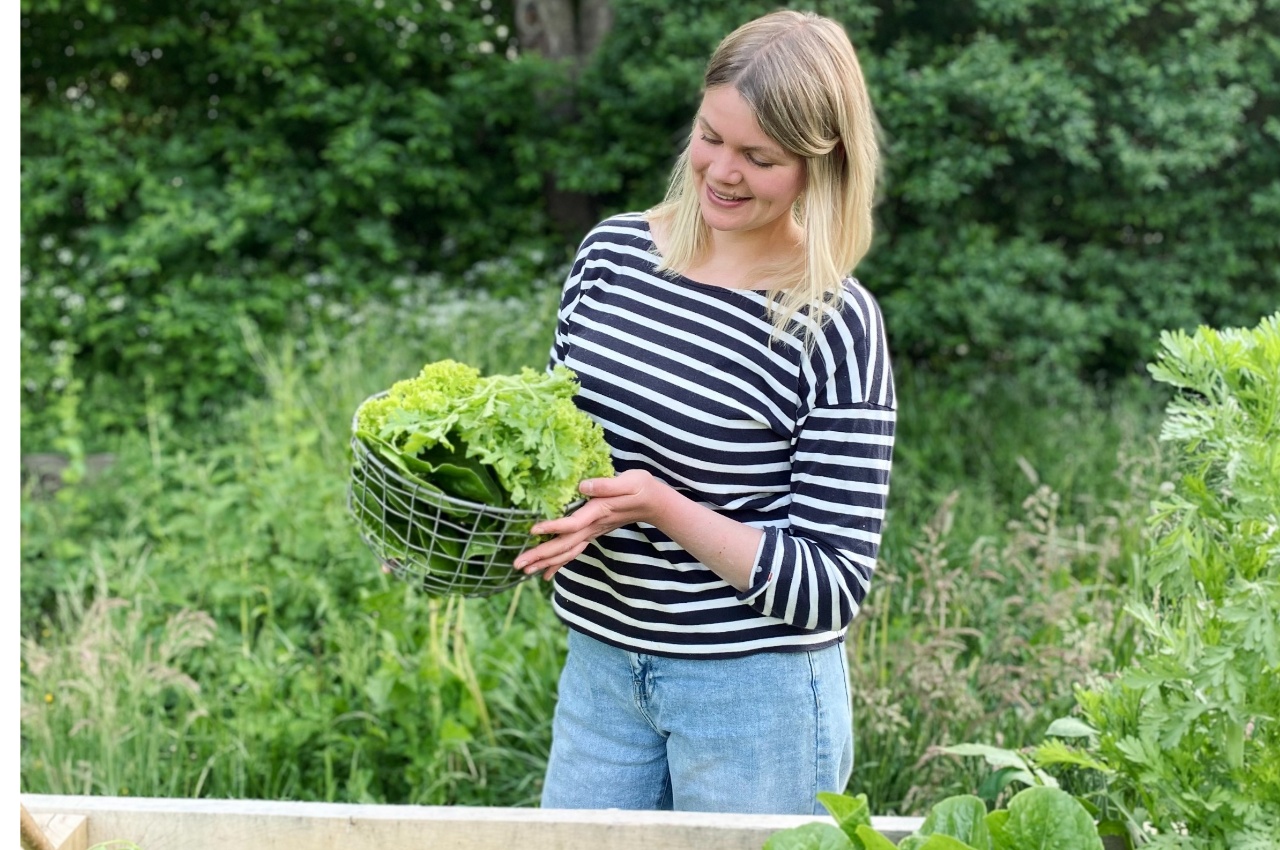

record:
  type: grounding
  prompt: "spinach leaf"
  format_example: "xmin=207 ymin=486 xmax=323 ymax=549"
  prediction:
xmin=1002 ymin=786 xmax=1104 ymax=850
xmin=762 ymin=822 xmax=854 ymax=850
xmin=916 ymin=795 xmax=990 ymax=849
xmin=854 ymin=826 xmax=900 ymax=850
xmin=817 ymin=791 xmax=872 ymax=847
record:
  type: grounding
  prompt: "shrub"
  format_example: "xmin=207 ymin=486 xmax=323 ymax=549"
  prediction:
xmin=1074 ymin=313 xmax=1280 ymax=847
xmin=19 ymin=0 xmax=568 ymax=447
xmin=940 ymin=313 xmax=1280 ymax=847
xmin=567 ymin=0 xmax=1279 ymax=381
xmin=21 ymin=0 xmax=1277 ymax=448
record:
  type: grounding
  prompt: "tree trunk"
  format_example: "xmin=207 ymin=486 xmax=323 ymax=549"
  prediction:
xmin=514 ymin=0 xmax=613 ymax=237
xmin=576 ymin=0 xmax=613 ymax=59
xmin=515 ymin=0 xmax=579 ymax=63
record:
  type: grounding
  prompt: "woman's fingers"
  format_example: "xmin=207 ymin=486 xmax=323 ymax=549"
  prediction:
xmin=515 ymin=537 xmax=586 ymax=576
xmin=531 ymin=498 xmax=600 ymax=537
xmin=516 ymin=531 xmax=583 ymax=571
xmin=579 ymin=469 xmax=646 ymax=499
xmin=516 ymin=471 xmax=658 ymax=577
xmin=530 ymin=516 xmax=574 ymax=537
xmin=535 ymin=541 xmax=589 ymax=581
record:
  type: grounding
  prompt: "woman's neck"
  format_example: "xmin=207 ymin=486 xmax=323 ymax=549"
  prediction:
xmin=692 ymin=222 xmax=804 ymax=289
xmin=647 ymin=210 xmax=804 ymax=290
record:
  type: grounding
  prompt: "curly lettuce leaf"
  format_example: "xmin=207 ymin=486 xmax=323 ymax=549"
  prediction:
xmin=353 ymin=361 xmax=613 ymax=518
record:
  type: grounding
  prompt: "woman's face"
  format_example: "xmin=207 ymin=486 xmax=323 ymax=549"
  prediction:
xmin=689 ymin=86 xmax=806 ymax=241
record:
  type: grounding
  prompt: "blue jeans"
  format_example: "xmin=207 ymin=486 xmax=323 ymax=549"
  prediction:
xmin=540 ymin=629 xmax=854 ymax=814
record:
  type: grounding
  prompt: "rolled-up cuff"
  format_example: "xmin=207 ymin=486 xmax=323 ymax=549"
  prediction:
xmin=737 ymin=529 xmax=777 ymax=605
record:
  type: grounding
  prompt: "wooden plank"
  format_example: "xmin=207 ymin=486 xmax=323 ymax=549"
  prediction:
xmin=32 ymin=814 xmax=89 ymax=850
xmin=21 ymin=803 xmax=55 ymax=850
xmin=23 ymin=795 xmax=923 ymax=850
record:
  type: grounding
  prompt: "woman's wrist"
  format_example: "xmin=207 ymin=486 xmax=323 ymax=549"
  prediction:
xmin=643 ymin=473 xmax=683 ymax=528
xmin=642 ymin=475 xmax=762 ymax=592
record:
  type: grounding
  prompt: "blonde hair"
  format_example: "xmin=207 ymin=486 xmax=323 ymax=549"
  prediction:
xmin=649 ymin=10 xmax=880 ymax=342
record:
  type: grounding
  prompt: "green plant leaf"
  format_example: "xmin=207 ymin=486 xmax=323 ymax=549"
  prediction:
xmin=439 ymin=716 xmax=473 ymax=744
xmin=763 ymin=822 xmax=855 ymax=850
xmin=818 ymin=792 xmax=872 ymax=846
xmin=361 ymin=429 xmax=506 ymax=508
xmin=977 ymin=766 xmax=1025 ymax=803
xmin=985 ymin=811 xmax=1013 ymax=850
xmin=916 ymin=836 xmax=981 ymax=850
xmin=854 ymin=825 xmax=900 ymax=850
xmin=939 ymin=744 xmax=1030 ymax=769
xmin=917 ymin=795 xmax=990 ymax=849
xmin=425 ymin=459 xmax=504 ymax=506
xmin=1095 ymin=819 xmax=1134 ymax=848
xmin=1032 ymin=740 xmax=1113 ymax=774
xmin=941 ymin=743 xmax=1058 ymax=787
xmin=1002 ymin=786 xmax=1104 ymax=850
xmin=1224 ymin=719 xmax=1245 ymax=770
xmin=1044 ymin=717 xmax=1098 ymax=738
xmin=899 ymin=836 xmax=981 ymax=850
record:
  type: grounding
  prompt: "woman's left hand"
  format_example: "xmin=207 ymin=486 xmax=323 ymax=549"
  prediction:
xmin=514 ymin=469 xmax=669 ymax=581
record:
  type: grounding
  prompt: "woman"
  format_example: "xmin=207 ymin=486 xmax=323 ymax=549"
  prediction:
xmin=513 ymin=9 xmax=894 ymax=815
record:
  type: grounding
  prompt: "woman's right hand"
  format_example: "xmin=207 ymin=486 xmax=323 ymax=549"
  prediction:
xmin=513 ymin=469 xmax=668 ymax=580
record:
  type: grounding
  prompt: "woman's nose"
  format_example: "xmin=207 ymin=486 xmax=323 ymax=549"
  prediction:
xmin=707 ymin=150 xmax=741 ymax=184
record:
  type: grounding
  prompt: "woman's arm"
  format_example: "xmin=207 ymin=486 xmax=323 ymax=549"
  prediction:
xmin=735 ymin=400 xmax=894 ymax=630
xmin=515 ymin=398 xmax=895 ymax=634
xmin=512 ymin=469 xmax=764 ymax=591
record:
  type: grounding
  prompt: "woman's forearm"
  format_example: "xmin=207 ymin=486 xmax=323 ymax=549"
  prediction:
xmin=645 ymin=481 xmax=762 ymax=592
xmin=515 ymin=469 xmax=762 ymax=589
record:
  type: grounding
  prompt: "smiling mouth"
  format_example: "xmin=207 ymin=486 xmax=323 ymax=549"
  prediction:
xmin=709 ymin=187 xmax=747 ymax=202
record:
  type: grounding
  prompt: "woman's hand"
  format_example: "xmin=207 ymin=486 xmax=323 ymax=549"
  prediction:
xmin=514 ymin=469 xmax=668 ymax=581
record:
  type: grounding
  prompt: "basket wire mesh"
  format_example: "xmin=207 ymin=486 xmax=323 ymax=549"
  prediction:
xmin=347 ymin=396 xmax=543 ymax=597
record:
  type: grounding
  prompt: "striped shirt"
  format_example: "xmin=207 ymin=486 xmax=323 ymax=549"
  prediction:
xmin=548 ymin=213 xmax=895 ymax=658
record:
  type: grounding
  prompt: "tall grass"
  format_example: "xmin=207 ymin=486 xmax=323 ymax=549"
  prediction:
xmin=22 ymin=584 xmax=215 ymax=797
xmin=21 ymin=282 xmax=566 ymax=805
xmin=20 ymin=282 xmax=1166 ymax=813
xmin=852 ymin=366 xmax=1165 ymax=812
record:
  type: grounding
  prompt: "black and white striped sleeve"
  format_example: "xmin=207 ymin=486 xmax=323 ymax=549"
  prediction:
xmin=736 ymin=288 xmax=896 ymax=632
xmin=547 ymin=236 xmax=593 ymax=372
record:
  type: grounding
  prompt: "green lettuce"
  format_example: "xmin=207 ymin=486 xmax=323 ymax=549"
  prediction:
xmin=354 ymin=360 xmax=613 ymax=519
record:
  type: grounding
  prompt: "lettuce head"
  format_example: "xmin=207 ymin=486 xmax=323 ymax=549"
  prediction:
xmin=354 ymin=360 xmax=613 ymax=519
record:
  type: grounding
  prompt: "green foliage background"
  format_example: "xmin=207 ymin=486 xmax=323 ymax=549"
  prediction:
xmin=21 ymin=0 xmax=1279 ymax=450
xmin=17 ymin=0 xmax=1280 ymax=825
xmin=20 ymin=286 xmax=1164 ymax=812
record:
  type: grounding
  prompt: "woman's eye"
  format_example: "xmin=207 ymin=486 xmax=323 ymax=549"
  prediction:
xmin=699 ymin=133 xmax=773 ymax=167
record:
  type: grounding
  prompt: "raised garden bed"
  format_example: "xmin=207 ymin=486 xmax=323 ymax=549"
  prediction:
xmin=23 ymin=795 xmax=924 ymax=850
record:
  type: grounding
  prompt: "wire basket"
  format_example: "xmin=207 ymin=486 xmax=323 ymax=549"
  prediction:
xmin=346 ymin=397 xmax=542 ymax=597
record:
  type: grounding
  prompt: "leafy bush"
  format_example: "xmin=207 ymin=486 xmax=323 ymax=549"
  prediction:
xmin=861 ymin=0 xmax=1278 ymax=382
xmin=20 ymin=0 xmax=570 ymax=447
xmin=938 ymin=313 xmax=1280 ymax=848
xmin=565 ymin=0 xmax=1278 ymax=381
xmin=1073 ymin=313 xmax=1280 ymax=847
xmin=21 ymin=0 xmax=1277 ymax=449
